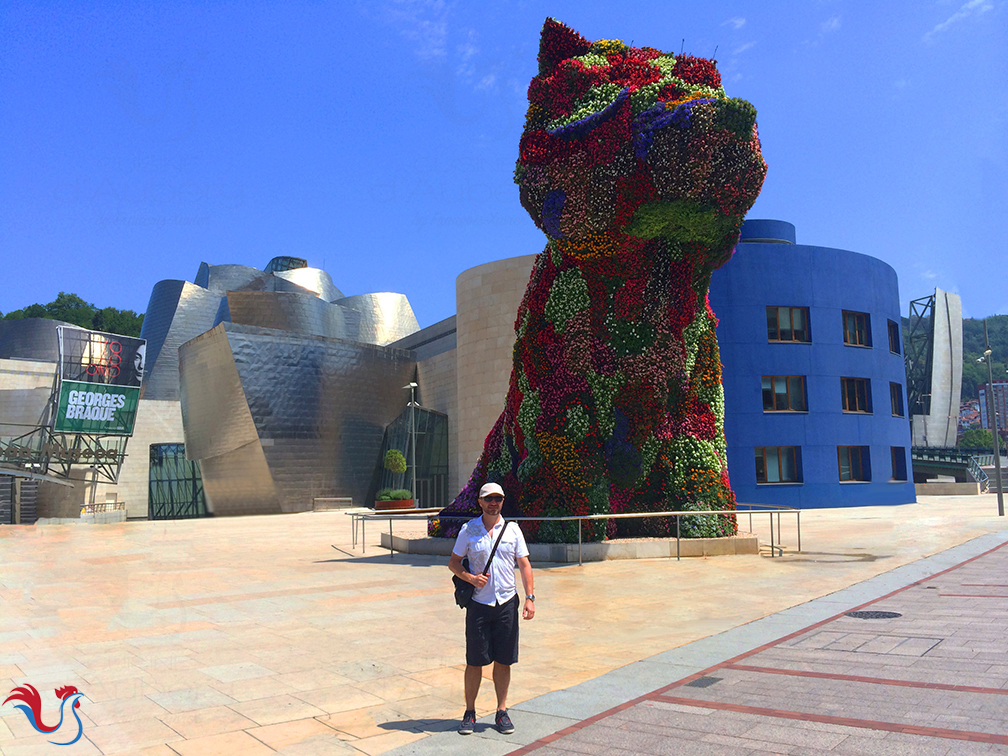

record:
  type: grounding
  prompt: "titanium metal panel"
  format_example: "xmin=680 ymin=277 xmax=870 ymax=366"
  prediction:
xmin=222 ymin=291 xmax=350 ymax=339
xmin=196 ymin=263 xmax=271 ymax=293
xmin=140 ymin=281 xmax=224 ymax=401
xmin=333 ymin=293 xmax=420 ymax=346
xmin=221 ymin=323 xmax=416 ymax=511
xmin=273 ymin=268 xmax=343 ymax=302
xmin=178 ymin=324 xmax=279 ymax=514
xmin=178 ymin=324 xmax=261 ymax=460
xmin=0 ymin=318 xmax=74 ymax=361
xmin=198 ymin=441 xmax=280 ymax=516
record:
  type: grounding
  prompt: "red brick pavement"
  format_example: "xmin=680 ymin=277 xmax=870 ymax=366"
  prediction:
xmin=509 ymin=541 xmax=1008 ymax=755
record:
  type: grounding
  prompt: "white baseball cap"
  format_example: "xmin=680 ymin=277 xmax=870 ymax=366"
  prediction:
xmin=479 ymin=482 xmax=505 ymax=498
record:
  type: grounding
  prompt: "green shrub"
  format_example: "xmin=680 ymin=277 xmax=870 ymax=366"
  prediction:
xmin=376 ymin=488 xmax=413 ymax=501
xmin=383 ymin=449 xmax=407 ymax=474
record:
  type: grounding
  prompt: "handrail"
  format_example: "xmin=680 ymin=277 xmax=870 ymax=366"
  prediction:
xmin=968 ymin=458 xmax=990 ymax=493
xmin=911 ymin=446 xmax=992 ymax=490
xmin=349 ymin=506 xmax=800 ymax=565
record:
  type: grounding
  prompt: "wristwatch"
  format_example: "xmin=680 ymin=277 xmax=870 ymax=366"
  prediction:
xmin=525 ymin=594 xmax=535 ymax=602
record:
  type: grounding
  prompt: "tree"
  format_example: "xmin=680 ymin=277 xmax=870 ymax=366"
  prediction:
xmin=960 ymin=427 xmax=994 ymax=449
xmin=1 ymin=293 xmax=144 ymax=337
xmin=383 ymin=449 xmax=407 ymax=474
xmin=44 ymin=292 xmax=96 ymax=328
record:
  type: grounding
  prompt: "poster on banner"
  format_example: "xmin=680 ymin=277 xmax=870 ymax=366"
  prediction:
xmin=54 ymin=327 xmax=146 ymax=436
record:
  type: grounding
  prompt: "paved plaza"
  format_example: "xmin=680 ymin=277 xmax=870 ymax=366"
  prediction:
xmin=0 ymin=495 xmax=1006 ymax=755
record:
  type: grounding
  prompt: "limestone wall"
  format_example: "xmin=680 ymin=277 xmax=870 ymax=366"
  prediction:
xmin=454 ymin=255 xmax=537 ymax=486
xmin=96 ymin=399 xmax=185 ymax=518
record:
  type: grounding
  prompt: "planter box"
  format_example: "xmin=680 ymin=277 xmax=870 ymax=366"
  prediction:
xmin=379 ymin=532 xmax=759 ymax=562
xmin=374 ymin=499 xmax=415 ymax=511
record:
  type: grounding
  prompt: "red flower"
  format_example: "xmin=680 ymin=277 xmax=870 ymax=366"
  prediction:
xmin=671 ymin=55 xmax=722 ymax=88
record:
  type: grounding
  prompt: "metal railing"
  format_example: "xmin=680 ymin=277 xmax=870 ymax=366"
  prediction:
xmin=81 ymin=502 xmax=126 ymax=515
xmin=348 ymin=505 xmax=800 ymax=565
xmin=911 ymin=446 xmax=991 ymax=491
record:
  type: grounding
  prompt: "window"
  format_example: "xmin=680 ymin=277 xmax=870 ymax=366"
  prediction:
xmin=755 ymin=446 xmax=802 ymax=483
xmin=838 ymin=446 xmax=871 ymax=482
xmin=762 ymin=376 xmax=807 ymax=412
xmin=890 ymin=383 xmax=904 ymax=417
xmin=767 ymin=306 xmax=811 ymax=343
xmin=842 ymin=310 xmax=872 ymax=347
xmin=841 ymin=377 xmax=872 ymax=413
xmin=890 ymin=447 xmax=907 ymax=481
xmin=888 ymin=320 xmax=901 ymax=354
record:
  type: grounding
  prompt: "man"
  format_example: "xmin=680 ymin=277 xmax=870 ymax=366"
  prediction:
xmin=448 ymin=482 xmax=535 ymax=735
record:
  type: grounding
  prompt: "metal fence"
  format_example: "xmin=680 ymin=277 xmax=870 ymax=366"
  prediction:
xmin=349 ymin=505 xmax=800 ymax=565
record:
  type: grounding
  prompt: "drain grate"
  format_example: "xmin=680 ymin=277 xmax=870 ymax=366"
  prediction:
xmin=685 ymin=676 xmax=722 ymax=688
xmin=845 ymin=610 xmax=902 ymax=620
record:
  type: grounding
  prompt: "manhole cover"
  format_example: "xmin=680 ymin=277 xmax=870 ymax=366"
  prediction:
xmin=845 ymin=610 xmax=902 ymax=619
xmin=685 ymin=676 xmax=721 ymax=688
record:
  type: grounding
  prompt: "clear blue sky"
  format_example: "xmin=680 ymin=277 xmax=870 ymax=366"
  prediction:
xmin=2 ymin=1 xmax=1005 ymax=327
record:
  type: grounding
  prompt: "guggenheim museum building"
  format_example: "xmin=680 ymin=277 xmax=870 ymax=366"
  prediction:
xmin=0 ymin=219 xmax=916 ymax=523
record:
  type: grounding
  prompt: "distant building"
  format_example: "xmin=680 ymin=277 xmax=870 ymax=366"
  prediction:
xmin=959 ymin=399 xmax=980 ymax=435
xmin=979 ymin=381 xmax=1008 ymax=432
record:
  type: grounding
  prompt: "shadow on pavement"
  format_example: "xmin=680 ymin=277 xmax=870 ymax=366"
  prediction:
xmin=378 ymin=717 xmax=460 ymax=734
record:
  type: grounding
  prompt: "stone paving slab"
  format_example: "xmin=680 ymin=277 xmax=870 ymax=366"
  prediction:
xmin=391 ymin=532 xmax=1008 ymax=755
xmin=0 ymin=495 xmax=1006 ymax=755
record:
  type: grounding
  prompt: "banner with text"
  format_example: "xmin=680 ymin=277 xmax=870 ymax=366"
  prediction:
xmin=54 ymin=381 xmax=141 ymax=435
xmin=55 ymin=327 xmax=146 ymax=436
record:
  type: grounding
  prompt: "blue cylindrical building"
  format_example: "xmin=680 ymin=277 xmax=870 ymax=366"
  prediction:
xmin=709 ymin=220 xmax=915 ymax=508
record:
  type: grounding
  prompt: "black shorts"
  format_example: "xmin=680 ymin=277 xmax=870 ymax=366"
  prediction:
xmin=465 ymin=594 xmax=520 ymax=666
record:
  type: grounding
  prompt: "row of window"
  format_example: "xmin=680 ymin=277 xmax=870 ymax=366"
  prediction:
xmin=761 ymin=376 xmax=905 ymax=417
xmin=766 ymin=306 xmax=902 ymax=353
xmin=754 ymin=445 xmax=908 ymax=484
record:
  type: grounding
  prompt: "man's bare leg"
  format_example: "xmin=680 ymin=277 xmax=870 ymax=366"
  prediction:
xmin=464 ymin=665 xmax=483 ymax=711
xmin=493 ymin=662 xmax=511 ymax=711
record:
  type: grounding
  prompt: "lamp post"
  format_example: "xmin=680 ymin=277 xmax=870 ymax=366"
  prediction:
xmin=979 ymin=320 xmax=1004 ymax=516
xmin=402 ymin=382 xmax=418 ymax=506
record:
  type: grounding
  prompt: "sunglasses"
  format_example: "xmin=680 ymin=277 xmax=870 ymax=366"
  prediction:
xmin=482 ymin=495 xmax=504 ymax=502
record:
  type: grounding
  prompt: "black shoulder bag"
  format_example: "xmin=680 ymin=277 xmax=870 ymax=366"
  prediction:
xmin=453 ymin=521 xmax=508 ymax=609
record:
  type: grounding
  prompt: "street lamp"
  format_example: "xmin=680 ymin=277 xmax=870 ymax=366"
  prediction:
xmin=978 ymin=319 xmax=1004 ymax=516
xmin=402 ymin=382 xmax=418 ymax=507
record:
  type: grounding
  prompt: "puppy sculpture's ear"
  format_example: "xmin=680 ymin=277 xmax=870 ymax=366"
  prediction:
xmin=538 ymin=18 xmax=591 ymax=75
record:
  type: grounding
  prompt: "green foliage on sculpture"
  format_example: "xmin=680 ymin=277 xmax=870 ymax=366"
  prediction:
xmin=433 ymin=19 xmax=767 ymax=542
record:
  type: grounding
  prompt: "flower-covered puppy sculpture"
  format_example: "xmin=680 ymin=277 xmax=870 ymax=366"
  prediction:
xmin=434 ymin=19 xmax=767 ymax=542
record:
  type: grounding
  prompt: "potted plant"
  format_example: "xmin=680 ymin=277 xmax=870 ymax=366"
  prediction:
xmin=375 ymin=488 xmax=414 ymax=511
xmin=375 ymin=450 xmax=413 ymax=510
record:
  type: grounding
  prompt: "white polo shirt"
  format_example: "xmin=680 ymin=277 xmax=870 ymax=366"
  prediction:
xmin=452 ymin=516 xmax=530 ymax=606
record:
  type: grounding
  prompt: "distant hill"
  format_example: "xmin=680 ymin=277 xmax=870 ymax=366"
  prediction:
xmin=962 ymin=315 xmax=1008 ymax=401
xmin=1 ymin=292 xmax=144 ymax=338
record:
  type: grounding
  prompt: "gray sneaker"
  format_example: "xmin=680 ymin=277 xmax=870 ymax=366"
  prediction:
xmin=495 ymin=709 xmax=514 ymax=734
xmin=459 ymin=710 xmax=476 ymax=735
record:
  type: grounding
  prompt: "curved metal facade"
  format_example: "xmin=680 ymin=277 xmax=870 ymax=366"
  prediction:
xmin=0 ymin=318 xmax=73 ymax=361
xmin=139 ymin=281 xmax=224 ymax=401
xmin=273 ymin=268 xmax=343 ymax=302
xmin=334 ymin=293 xmax=420 ymax=346
xmin=219 ymin=291 xmax=353 ymax=340
xmin=709 ymin=219 xmax=915 ymax=508
xmin=195 ymin=263 xmax=271 ymax=293
xmin=178 ymin=322 xmax=416 ymax=513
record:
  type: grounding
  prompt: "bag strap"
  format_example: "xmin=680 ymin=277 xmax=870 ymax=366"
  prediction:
xmin=480 ymin=520 xmax=509 ymax=576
